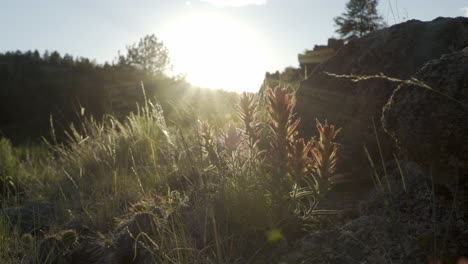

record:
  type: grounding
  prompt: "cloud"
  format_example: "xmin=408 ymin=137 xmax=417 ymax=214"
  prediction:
xmin=462 ymin=7 xmax=468 ymax=17
xmin=200 ymin=0 xmax=267 ymax=7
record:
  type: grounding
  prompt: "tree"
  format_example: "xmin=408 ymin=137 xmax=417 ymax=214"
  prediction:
xmin=119 ymin=34 xmax=170 ymax=75
xmin=32 ymin=50 xmax=41 ymax=60
xmin=43 ymin=50 xmax=50 ymax=62
xmin=334 ymin=0 xmax=386 ymax=41
xmin=62 ymin=54 xmax=75 ymax=66
xmin=49 ymin=51 xmax=62 ymax=65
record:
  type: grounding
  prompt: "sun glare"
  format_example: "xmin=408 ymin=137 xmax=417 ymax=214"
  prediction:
xmin=161 ymin=13 xmax=270 ymax=92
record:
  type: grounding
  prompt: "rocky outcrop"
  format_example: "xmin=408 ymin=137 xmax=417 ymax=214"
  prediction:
xmin=276 ymin=161 xmax=468 ymax=264
xmin=382 ymin=49 xmax=468 ymax=176
xmin=298 ymin=38 xmax=345 ymax=77
xmin=295 ymin=17 xmax=468 ymax=170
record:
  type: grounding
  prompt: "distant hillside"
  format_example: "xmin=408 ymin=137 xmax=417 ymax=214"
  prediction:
xmin=0 ymin=51 xmax=239 ymax=143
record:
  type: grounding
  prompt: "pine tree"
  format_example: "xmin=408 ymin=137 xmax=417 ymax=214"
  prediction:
xmin=118 ymin=34 xmax=171 ymax=75
xmin=334 ymin=0 xmax=386 ymax=41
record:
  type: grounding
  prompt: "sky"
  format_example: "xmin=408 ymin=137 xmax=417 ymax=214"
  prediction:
xmin=1 ymin=0 xmax=467 ymax=92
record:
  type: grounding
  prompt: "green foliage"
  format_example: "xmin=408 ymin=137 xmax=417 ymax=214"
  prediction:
xmin=334 ymin=0 xmax=386 ymax=40
xmin=0 ymin=138 xmax=17 ymax=178
xmin=266 ymin=229 xmax=283 ymax=243
xmin=0 ymin=82 xmax=342 ymax=263
xmin=0 ymin=138 xmax=19 ymax=200
xmin=0 ymin=50 xmax=139 ymax=142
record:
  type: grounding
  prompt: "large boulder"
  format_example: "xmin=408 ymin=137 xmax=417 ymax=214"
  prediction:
xmin=295 ymin=17 xmax=468 ymax=170
xmin=382 ymin=49 xmax=468 ymax=177
xmin=275 ymin=161 xmax=468 ymax=264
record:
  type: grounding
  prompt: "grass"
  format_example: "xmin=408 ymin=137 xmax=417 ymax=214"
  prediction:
xmin=1 ymin=83 xmax=463 ymax=263
xmin=362 ymin=115 xmax=467 ymax=264
xmin=0 ymin=86 xmax=340 ymax=263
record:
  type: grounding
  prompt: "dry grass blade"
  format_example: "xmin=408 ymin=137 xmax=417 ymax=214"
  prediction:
xmin=324 ymin=72 xmax=468 ymax=108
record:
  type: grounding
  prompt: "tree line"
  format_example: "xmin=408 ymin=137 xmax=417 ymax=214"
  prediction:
xmin=0 ymin=35 xmax=237 ymax=143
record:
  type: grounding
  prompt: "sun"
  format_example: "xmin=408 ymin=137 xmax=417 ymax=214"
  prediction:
xmin=161 ymin=12 xmax=270 ymax=92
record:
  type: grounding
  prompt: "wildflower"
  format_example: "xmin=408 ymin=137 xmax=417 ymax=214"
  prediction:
xmin=289 ymin=138 xmax=313 ymax=181
xmin=238 ymin=92 xmax=260 ymax=144
xmin=266 ymin=87 xmax=300 ymax=178
xmin=316 ymin=122 xmax=337 ymax=144
xmin=199 ymin=120 xmax=221 ymax=169
xmin=309 ymin=120 xmax=340 ymax=195
xmin=223 ymin=123 xmax=242 ymax=154
xmin=266 ymin=87 xmax=299 ymax=142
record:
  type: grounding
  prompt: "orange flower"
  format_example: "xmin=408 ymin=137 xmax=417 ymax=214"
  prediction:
xmin=266 ymin=86 xmax=304 ymax=188
xmin=309 ymin=120 xmax=340 ymax=195
xmin=289 ymin=138 xmax=313 ymax=181
xmin=316 ymin=122 xmax=337 ymax=143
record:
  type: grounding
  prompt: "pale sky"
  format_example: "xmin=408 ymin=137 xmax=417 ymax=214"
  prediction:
xmin=1 ymin=0 xmax=466 ymax=92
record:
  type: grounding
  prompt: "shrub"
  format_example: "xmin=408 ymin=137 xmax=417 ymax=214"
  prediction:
xmin=0 ymin=138 xmax=19 ymax=201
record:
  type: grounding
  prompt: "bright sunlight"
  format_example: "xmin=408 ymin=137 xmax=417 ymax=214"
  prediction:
xmin=161 ymin=12 xmax=271 ymax=92
xmin=2 ymin=1 xmax=467 ymax=263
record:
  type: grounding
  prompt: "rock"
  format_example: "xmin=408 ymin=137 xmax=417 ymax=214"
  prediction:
xmin=295 ymin=17 xmax=468 ymax=170
xmin=382 ymin=50 xmax=468 ymax=177
xmin=278 ymin=161 xmax=468 ymax=263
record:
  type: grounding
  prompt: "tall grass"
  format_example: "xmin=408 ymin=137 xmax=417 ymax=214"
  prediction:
xmin=0 ymin=86 xmax=341 ymax=263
